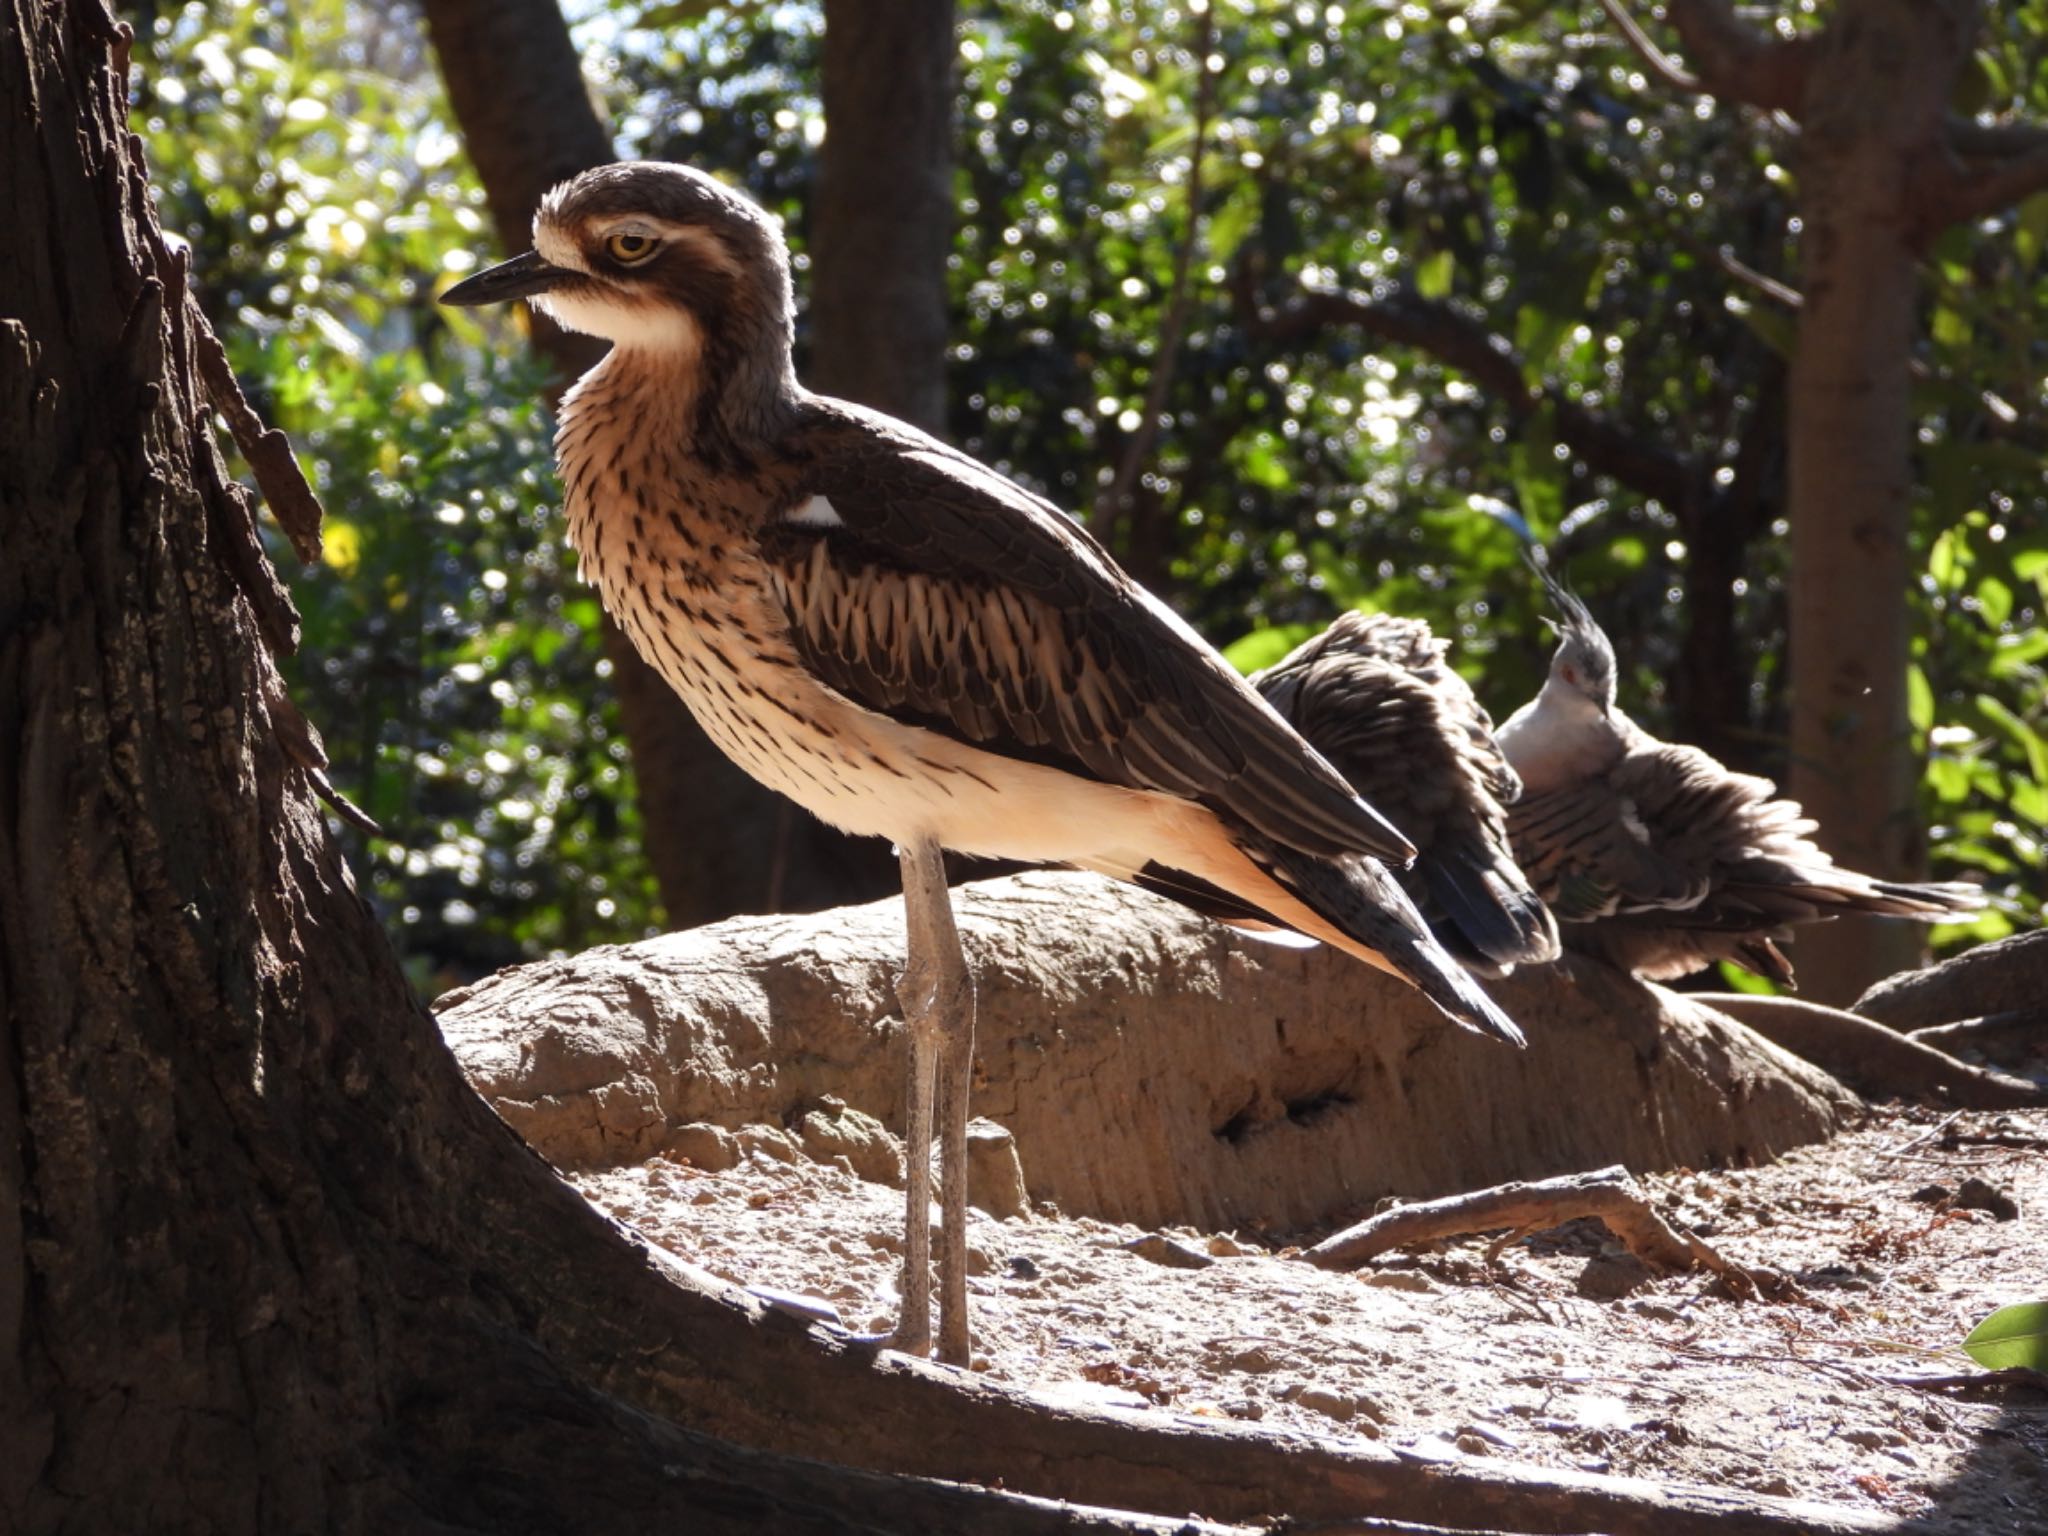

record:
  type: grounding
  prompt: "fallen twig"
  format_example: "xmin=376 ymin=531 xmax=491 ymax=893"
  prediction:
xmin=1303 ymin=1166 xmax=1794 ymax=1300
xmin=1882 ymin=1110 xmax=1965 ymax=1158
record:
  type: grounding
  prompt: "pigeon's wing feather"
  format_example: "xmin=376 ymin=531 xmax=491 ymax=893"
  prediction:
xmin=1254 ymin=612 xmax=1559 ymax=969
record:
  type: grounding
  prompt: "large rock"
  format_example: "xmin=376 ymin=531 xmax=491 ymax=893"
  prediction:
xmin=1852 ymin=928 xmax=2048 ymax=1030
xmin=437 ymin=872 xmax=1855 ymax=1232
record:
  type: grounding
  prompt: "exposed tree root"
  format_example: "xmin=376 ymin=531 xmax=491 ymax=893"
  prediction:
xmin=1694 ymin=992 xmax=2048 ymax=1108
xmin=1907 ymin=1006 xmax=2048 ymax=1069
xmin=1302 ymin=1165 xmax=1794 ymax=1301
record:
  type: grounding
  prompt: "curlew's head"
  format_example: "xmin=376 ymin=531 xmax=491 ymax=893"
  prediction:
xmin=1535 ymin=566 xmax=1616 ymax=717
xmin=441 ymin=162 xmax=794 ymax=364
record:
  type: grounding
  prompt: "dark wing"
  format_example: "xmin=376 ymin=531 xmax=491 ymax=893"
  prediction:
xmin=1508 ymin=757 xmax=1713 ymax=922
xmin=1528 ymin=741 xmax=1980 ymax=982
xmin=760 ymin=404 xmax=1413 ymax=864
xmin=1253 ymin=612 xmax=1558 ymax=969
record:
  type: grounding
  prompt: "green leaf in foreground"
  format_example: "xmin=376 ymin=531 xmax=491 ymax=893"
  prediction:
xmin=1961 ymin=1302 xmax=2048 ymax=1370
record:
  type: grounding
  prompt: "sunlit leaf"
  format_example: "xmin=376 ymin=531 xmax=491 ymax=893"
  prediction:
xmin=1962 ymin=1302 xmax=2048 ymax=1372
xmin=1907 ymin=664 xmax=1935 ymax=735
xmin=322 ymin=518 xmax=362 ymax=578
xmin=1220 ymin=624 xmax=1319 ymax=676
xmin=1977 ymin=575 xmax=2013 ymax=628
xmin=1414 ymin=249 xmax=1455 ymax=300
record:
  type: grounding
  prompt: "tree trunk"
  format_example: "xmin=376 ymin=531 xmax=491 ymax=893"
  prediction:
xmin=1673 ymin=362 xmax=1783 ymax=771
xmin=418 ymin=0 xmax=894 ymax=926
xmin=812 ymin=0 xmax=957 ymax=436
xmin=1782 ymin=0 xmax=1968 ymax=1003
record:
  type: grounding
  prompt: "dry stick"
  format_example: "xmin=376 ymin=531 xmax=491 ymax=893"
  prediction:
xmin=1091 ymin=5 xmax=1214 ymax=556
xmin=1692 ymin=993 xmax=2048 ymax=1109
xmin=1596 ymin=0 xmax=1702 ymax=93
xmin=1882 ymin=1110 xmax=1965 ymax=1159
xmin=1303 ymin=1165 xmax=1791 ymax=1300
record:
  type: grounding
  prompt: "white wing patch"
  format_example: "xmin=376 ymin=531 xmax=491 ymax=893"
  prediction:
xmin=786 ymin=494 xmax=844 ymax=529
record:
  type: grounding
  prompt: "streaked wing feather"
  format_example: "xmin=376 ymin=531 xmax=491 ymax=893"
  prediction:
xmin=765 ymin=408 xmax=1413 ymax=864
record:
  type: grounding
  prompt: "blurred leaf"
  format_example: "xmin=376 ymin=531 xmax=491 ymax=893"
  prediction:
xmin=1962 ymin=1302 xmax=2048 ymax=1371
xmin=1714 ymin=962 xmax=1779 ymax=996
xmin=1908 ymin=663 xmax=1935 ymax=735
xmin=1725 ymin=294 xmax=1798 ymax=358
xmin=323 ymin=519 xmax=362 ymax=578
xmin=1977 ymin=574 xmax=2014 ymax=627
xmin=1220 ymin=623 xmax=1319 ymax=675
xmin=1414 ymin=249 xmax=1455 ymax=300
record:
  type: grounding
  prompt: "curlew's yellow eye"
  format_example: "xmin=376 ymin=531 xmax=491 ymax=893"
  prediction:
xmin=605 ymin=232 xmax=659 ymax=265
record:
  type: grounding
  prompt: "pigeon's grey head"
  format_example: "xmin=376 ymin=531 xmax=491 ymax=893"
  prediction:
xmin=441 ymin=162 xmax=794 ymax=360
xmin=1537 ymin=570 xmax=1616 ymax=715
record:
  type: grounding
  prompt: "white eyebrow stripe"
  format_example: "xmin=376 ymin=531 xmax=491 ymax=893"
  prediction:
xmin=785 ymin=494 xmax=844 ymax=529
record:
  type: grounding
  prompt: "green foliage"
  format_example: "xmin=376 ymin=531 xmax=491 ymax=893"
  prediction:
xmin=138 ymin=0 xmax=2047 ymax=976
xmin=1961 ymin=1302 xmax=2048 ymax=1372
xmin=136 ymin=0 xmax=662 ymax=990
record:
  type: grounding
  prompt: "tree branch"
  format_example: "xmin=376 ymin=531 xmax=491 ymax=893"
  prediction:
xmin=1596 ymin=0 xmax=1701 ymax=93
xmin=1601 ymin=0 xmax=1812 ymax=116
xmin=1947 ymin=115 xmax=2048 ymax=160
xmin=1917 ymin=141 xmax=2048 ymax=233
xmin=1235 ymin=273 xmax=1698 ymax=510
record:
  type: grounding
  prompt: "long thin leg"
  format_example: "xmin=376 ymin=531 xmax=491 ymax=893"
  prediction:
xmin=891 ymin=845 xmax=940 ymax=1356
xmin=891 ymin=988 xmax=936 ymax=1356
xmin=897 ymin=835 xmax=975 ymax=1365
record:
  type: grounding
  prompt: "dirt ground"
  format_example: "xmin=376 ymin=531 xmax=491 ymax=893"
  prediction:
xmin=577 ymin=1102 xmax=2047 ymax=1532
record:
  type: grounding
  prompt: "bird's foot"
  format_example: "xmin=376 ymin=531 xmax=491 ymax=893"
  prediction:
xmin=843 ymin=1320 xmax=932 ymax=1358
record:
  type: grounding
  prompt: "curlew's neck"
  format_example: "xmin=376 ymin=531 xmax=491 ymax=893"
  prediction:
xmin=552 ymin=296 xmax=804 ymax=473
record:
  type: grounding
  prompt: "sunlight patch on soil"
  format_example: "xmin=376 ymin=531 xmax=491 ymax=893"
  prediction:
xmin=577 ymin=1106 xmax=2047 ymax=1527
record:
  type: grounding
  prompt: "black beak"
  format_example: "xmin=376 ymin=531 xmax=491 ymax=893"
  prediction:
xmin=441 ymin=249 xmax=570 ymax=307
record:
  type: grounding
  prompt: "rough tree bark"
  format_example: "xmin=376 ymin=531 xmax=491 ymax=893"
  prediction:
xmin=418 ymin=0 xmax=894 ymax=926
xmin=1778 ymin=0 xmax=1967 ymax=1001
xmin=1609 ymin=0 xmax=2048 ymax=1003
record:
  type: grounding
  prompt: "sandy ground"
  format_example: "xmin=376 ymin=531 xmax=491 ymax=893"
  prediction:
xmin=577 ymin=1104 xmax=2047 ymax=1532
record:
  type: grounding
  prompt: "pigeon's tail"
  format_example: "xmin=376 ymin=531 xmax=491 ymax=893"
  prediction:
xmin=1250 ymin=838 xmax=1527 ymax=1047
xmin=1857 ymin=879 xmax=1984 ymax=919
xmin=1746 ymin=870 xmax=1984 ymax=924
xmin=1420 ymin=837 xmax=1561 ymax=974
